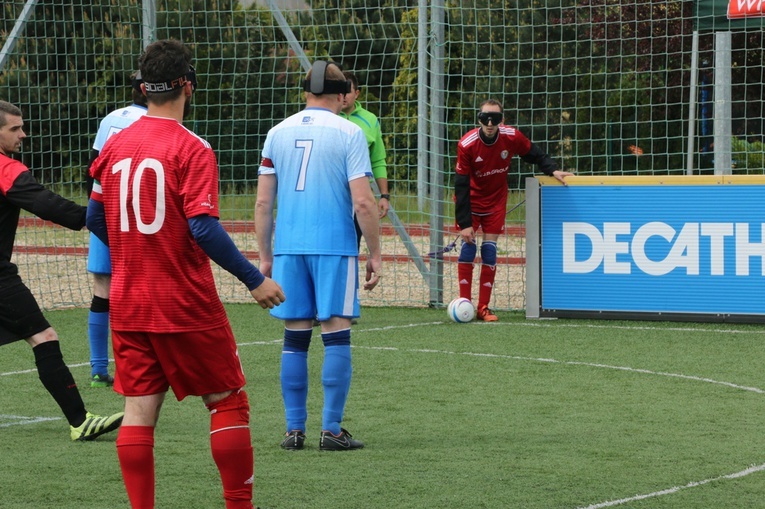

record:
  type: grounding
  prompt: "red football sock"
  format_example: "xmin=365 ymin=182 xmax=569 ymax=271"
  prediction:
xmin=207 ymin=390 xmax=254 ymax=509
xmin=116 ymin=425 xmax=155 ymax=509
xmin=457 ymin=262 xmax=474 ymax=301
xmin=478 ymin=264 xmax=496 ymax=308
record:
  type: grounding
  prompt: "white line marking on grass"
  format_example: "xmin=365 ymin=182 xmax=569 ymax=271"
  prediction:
xmin=578 ymin=462 xmax=765 ymax=509
xmin=0 ymin=415 xmax=61 ymax=428
xmin=1 ymin=368 xmax=37 ymax=376
xmin=236 ymin=323 xmax=444 ymax=348
xmin=354 ymin=345 xmax=765 ymax=394
xmin=359 ymin=321 xmax=445 ymax=332
xmin=1 ymin=361 xmax=89 ymax=377
xmin=238 ymin=339 xmax=284 ymax=347
xmin=350 ymin=319 xmax=765 ymax=336
xmin=351 ymin=328 xmax=765 ymax=507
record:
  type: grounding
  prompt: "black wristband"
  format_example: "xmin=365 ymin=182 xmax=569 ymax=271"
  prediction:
xmin=380 ymin=194 xmax=390 ymax=200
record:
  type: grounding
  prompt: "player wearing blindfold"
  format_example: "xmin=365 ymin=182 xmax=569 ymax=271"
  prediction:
xmin=87 ymin=39 xmax=284 ymax=509
xmin=454 ymin=99 xmax=573 ymax=321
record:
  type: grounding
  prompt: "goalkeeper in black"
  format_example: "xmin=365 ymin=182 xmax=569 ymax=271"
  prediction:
xmin=0 ymin=100 xmax=123 ymax=441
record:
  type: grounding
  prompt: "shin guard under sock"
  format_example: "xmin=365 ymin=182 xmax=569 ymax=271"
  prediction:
xmin=88 ymin=296 xmax=110 ymax=376
xmin=321 ymin=331 xmax=352 ymax=435
xmin=478 ymin=241 xmax=497 ymax=307
xmin=457 ymin=241 xmax=477 ymax=301
xmin=478 ymin=264 xmax=497 ymax=308
xmin=457 ymin=263 xmax=474 ymax=301
xmin=281 ymin=328 xmax=311 ymax=433
xmin=207 ymin=390 xmax=254 ymax=509
xmin=117 ymin=425 xmax=155 ymax=509
xmin=33 ymin=341 xmax=87 ymax=427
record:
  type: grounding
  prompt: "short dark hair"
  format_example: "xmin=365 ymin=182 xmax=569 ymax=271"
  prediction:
xmin=138 ymin=39 xmax=192 ymax=105
xmin=343 ymin=71 xmax=359 ymax=91
xmin=130 ymin=72 xmax=148 ymax=107
xmin=0 ymin=101 xmax=22 ymax=129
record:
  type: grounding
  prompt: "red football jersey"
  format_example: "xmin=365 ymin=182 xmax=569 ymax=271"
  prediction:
xmin=455 ymin=125 xmax=531 ymax=214
xmin=90 ymin=115 xmax=227 ymax=333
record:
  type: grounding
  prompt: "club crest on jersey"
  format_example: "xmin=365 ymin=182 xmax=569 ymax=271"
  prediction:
xmin=501 ymin=150 xmax=509 ymax=159
xmin=200 ymin=194 xmax=214 ymax=209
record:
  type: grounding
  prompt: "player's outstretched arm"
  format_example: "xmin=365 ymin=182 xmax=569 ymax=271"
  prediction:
xmin=8 ymin=171 xmax=86 ymax=231
xmin=188 ymin=214 xmax=283 ymax=308
xmin=86 ymin=197 xmax=109 ymax=245
xmin=521 ymin=143 xmax=573 ymax=185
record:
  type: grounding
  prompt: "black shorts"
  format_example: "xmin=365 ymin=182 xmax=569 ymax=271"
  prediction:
xmin=0 ymin=275 xmax=50 ymax=346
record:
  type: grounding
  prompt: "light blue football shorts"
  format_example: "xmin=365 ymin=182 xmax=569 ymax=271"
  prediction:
xmin=270 ymin=254 xmax=360 ymax=321
xmin=87 ymin=232 xmax=111 ymax=275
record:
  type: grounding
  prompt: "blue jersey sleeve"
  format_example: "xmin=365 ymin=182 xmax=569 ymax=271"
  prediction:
xmin=86 ymin=198 xmax=109 ymax=245
xmin=189 ymin=215 xmax=265 ymax=291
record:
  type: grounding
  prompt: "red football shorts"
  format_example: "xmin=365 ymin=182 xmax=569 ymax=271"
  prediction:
xmin=112 ymin=324 xmax=246 ymax=401
xmin=454 ymin=208 xmax=506 ymax=235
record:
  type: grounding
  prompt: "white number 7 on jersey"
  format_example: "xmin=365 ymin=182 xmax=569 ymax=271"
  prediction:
xmin=295 ymin=139 xmax=313 ymax=191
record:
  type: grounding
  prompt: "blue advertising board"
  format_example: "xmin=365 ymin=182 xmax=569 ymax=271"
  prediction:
xmin=534 ymin=176 xmax=765 ymax=321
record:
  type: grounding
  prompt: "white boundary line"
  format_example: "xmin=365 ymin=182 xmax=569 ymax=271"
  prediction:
xmin=352 ymin=344 xmax=765 ymax=394
xmin=0 ymin=414 xmax=61 ymax=428
xmin=577 ymin=463 xmax=765 ymax=509
xmin=1 ymin=361 xmax=89 ymax=377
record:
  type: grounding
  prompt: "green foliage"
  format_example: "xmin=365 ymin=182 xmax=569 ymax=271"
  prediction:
xmin=2 ymin=0 xmax=764 ymax=192
xmin=732 ymin=136 xmax=765 ymax=173
xmin=0 ymin=1 xmax=144 ymax=184
xmin=155 ymin=1 xmax=295 ymax=188
xmin=0 ymin=0 xmax=295 ymax=189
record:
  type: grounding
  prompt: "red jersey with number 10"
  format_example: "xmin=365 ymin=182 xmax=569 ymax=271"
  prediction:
xmin=455 ymin=125 xmax=531 ymax=214
xmin=90 ymin=115 xmax=227 ymax=333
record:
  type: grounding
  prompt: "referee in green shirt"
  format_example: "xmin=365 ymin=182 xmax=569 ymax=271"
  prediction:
xmin=341 ymin=71 xmax=390 ymax=248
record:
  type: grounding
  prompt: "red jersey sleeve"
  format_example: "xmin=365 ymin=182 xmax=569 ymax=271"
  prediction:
xmin=455 ymin=129 xmax=479 ymax=176
xmin=180 ymin=142 xmax=220 ymax=219
xmin=0 ymin=157 xmax=26 ymax=194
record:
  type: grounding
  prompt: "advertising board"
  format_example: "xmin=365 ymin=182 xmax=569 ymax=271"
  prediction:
xmin=526 ymin=176 xmax=765 ymax=322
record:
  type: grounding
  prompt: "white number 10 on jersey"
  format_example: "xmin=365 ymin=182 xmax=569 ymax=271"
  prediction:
xmin=113 ymin=157 xmax=166 ymax=234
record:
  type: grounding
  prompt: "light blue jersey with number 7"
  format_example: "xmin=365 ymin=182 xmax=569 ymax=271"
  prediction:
xmin=258 ymin=106 xmax=372 ymax=256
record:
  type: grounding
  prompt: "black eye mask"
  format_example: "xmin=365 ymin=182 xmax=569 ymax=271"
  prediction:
xmin=477 ymin=111 xmax=503 ymax=125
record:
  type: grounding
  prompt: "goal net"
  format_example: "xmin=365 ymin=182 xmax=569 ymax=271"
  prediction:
xmin=1 ymin=0 xmax=764 ymax=311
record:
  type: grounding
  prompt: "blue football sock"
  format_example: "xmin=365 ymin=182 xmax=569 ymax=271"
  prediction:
xmin=321 ymin=340 xmax=352 ymax=435
xmin=87 ymin=310 xmax=109 ymax=377
xmin=281 ymin=328 xmax=312 ymax=433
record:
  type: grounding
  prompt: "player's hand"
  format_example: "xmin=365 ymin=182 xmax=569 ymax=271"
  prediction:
xmin=378 ymin=197 xmax=390 ymax=219
xmin=460 ymin=227 xmax=475 ymax=244
xmin=552 ymin=170 xmax=574 ymax=186
xmin=250 ymin=277 xmax=285 ymax=309
xmin=363 ymin=256 xmax=383 ymax=291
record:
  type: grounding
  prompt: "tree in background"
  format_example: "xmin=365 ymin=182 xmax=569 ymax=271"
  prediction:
xmin=148 ymin=1 xmax=293 ymax=186
xmin=0 ymin=0 xmax=143 ymax=192
xmin=2 ymin=0 xmax=764 ymax=196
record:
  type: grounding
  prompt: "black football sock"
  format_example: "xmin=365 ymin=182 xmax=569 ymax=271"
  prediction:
xmin=33 ymin=341 xmax=87 ymax=427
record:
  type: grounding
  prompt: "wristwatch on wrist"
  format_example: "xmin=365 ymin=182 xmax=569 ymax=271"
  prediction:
xmin=380 ymin=193 xmax=390 ymax=200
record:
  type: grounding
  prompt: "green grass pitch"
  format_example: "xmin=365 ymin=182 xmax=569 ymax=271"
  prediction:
xmin=2 ymin=304 xmax=765 ymax=508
